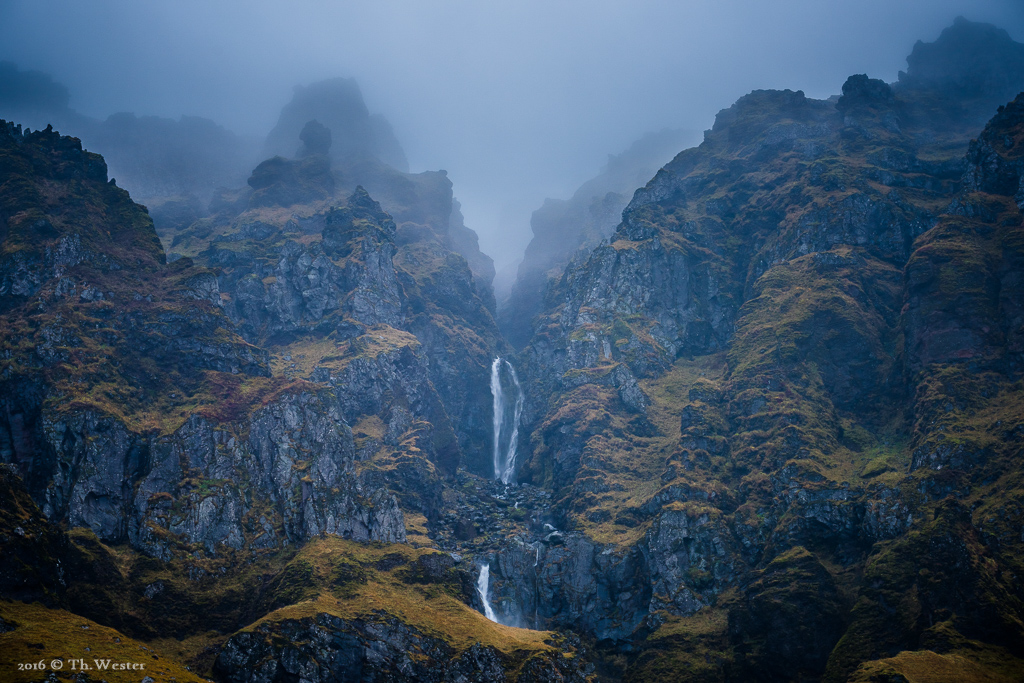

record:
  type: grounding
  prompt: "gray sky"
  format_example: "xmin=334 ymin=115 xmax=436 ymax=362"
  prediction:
xmin=2 ymin=0 xmax=1022 ymax=279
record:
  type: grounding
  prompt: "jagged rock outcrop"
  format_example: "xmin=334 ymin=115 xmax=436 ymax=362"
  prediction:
xmin=215 ymin=614 xmax=590 ymax=683
xmin=165 ymin=110 xmax=502 ymax=479
xmin=216 ymin=186 xmax=404 ymax=337
xmin=195 ymin=184 xmax=496 ymax=482
xmin=0 ymin=121 xmax=403 ymax=560
xmin=351 ymin=162 xmax=497 ymax=306
xmin=247 ymin=154 xmax=336 ymax=208
xmin=264 ymin=77 xmax=409 ymax=172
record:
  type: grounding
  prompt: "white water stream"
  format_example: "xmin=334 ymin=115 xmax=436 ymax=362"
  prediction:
xmin=476 ymin=563 xmax=498 ymax=622
xmin=490 ymin=357 xmax=524 ymax=484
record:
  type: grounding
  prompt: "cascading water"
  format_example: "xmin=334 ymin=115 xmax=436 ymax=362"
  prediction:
xmin=503 ymin=363 xmax=524 ymax=483
xmin=483 ymin=360 xmax=525 ymax=626
xmin=491 ymin=359 xmax=505 ymax=481
xmin=490 ymin=357 xmax=524 ymax=484
xmin=476 ymin=563 xmax=498 ymax=622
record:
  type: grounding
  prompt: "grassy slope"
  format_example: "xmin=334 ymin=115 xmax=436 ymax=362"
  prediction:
xmin=0 ymin=601 xmax=207 ymax=683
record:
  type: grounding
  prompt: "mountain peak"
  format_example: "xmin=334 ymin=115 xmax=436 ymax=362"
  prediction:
xmin=898 ymin=16 xmax=1024 ymax=102
xmin=264 ymin=77 xmax=408 ymax=171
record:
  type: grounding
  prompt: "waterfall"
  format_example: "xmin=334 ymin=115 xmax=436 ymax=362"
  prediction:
xmin=491 ymin=359 xmax=505 ymax=482
xmin=490 ymin=357 xmax=524 ymax=484
xmin=504 ymin=364 xmax=524 ymax=484
xmin=476 ymin=563 xmax=498 ymax=622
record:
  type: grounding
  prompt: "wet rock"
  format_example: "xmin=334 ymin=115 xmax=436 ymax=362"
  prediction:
xmin=214 ymin=612 xmax=589 ymax=683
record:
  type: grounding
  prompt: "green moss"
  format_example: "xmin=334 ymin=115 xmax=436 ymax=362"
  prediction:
xmin=626 ymin=608 xmax=734 ymax=682
xmin=823 ymin=500 xmax=1024 ymax=682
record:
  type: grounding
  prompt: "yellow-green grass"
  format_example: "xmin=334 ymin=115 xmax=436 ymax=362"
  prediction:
xmin=248 ymin=536 xmax=556 ymax=656
xmin=849 ymin=648 xmax=1024 ymax=683
xmin=0 ymin=600 xmax=205 ymax=683
xmin=59 ymin=531 xmax=562 ymax=676
xmin=267 ymin=335 xmax=343 ymax=377
xmin=60 ymin=372 xmax=317 ymax=436
xmin=627 ymin=606 xmax=733 ymax=682
xmin=552 ymin=354 xmax=728 ymax=547
xmin=311 ymin=325 xmax=422 ymax=376
xmin=404 ymin=512 xmax=433 ymax=548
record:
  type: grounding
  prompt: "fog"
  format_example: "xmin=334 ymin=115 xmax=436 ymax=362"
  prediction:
xmin=1 ymin=0 xmax=1022 ymax=280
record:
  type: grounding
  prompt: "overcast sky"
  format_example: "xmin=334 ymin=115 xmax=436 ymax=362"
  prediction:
xmin=1 ymin=0 xmax=1022 ymax=281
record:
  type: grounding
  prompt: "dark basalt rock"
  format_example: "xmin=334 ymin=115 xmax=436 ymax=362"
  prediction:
xmin=298 ymin=119 xmax=332 ymax=157
xmin=501 ymin=129 xmax=695 ymax=350
xmin=247 ymin=154 xmax=335 ymax=208
xmin=0 ymin=464 xmax=69 ymax=606
xmin=838 ymin=75 xmax=896 ymax=115
xmin=214 ymin=613 xmax=590 ymax=683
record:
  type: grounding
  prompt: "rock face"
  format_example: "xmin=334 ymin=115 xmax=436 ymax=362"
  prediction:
xmin=501 ymin=129 xmax=697 ymax=349
xmin=189 ymin=182 xmax=500 ymax=482
xmin=128 ymin=391 xmax=407 ymax=560
xmin=0 ymin=120 xmax=402 ymax=559
xmin=489 ymin=18 xmax=1024 ymax=681
xmin=215 ymin=614 xmax=589 ymax=683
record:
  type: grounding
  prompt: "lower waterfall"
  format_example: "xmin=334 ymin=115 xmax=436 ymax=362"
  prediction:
xmin=476 ymin=563 xmax=498 ymax=623
xmin=490 ymin=357 xmax=524 ymax=484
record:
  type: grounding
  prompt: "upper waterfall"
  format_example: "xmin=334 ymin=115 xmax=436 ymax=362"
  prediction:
xmin=490 ymin=357 xmax=524 ymax=484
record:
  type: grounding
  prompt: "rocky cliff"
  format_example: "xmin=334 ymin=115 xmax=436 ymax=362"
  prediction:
xmin=479 ymin=17 xmax=1024 ymax=682
xmin=0 ymin=119 xmax=410 ymax=555
xmin=0 ymin=118 xmax=580 ymax=682
xmin=501 ymin=129 xmax=698 ymax=349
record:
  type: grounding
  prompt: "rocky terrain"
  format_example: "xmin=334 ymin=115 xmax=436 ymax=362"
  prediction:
xmin=501 ymin=128 xmax=698 ymax=349
xmin=2 ymin=15 xmax=1024 ymax=683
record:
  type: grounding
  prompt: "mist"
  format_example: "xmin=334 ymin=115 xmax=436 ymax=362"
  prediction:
xmin=1 ymin=0 xmax=1021 ymax=281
